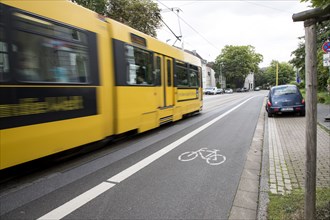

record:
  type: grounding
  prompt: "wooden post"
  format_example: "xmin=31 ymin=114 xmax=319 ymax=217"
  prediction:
xmin=304 ymin=18 xmax=317 ymax=220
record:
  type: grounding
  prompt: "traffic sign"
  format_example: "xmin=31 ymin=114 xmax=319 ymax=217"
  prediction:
xmin=322 ymin=41 xmax=330 ymax=53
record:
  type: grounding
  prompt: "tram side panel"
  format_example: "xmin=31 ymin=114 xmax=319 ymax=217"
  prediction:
xmin=112 ymin=37 xmax=159 ymax=134
xmin=0 ymin=1 xmax=114 ymax=170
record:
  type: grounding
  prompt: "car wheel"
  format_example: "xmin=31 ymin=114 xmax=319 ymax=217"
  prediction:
xmin=268 ymin=112 xmax=273 ymax=117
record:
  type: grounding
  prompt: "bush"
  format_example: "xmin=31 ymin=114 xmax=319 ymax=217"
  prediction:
xmin=318 ymin=92 xmax=330 ymax=104
xmin=290 ymin=81 xmax=305 ymax=90
xmin=318 ymin=96 xmax=326 ymax=103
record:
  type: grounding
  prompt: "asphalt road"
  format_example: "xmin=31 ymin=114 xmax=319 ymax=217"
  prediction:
xmin=0 ymin=91 xmax=267 ymax=220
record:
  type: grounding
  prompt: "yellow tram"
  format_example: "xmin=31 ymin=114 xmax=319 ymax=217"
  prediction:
xmin=0 ymin=0 xmax=202 ymax=170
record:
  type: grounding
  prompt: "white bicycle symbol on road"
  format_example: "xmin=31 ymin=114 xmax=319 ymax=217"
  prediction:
xmin=178 ymin=148 xmax=226 ymax=165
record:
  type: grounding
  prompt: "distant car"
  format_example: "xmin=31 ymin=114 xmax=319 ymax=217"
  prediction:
xmin=266 ymin=85 xmax=305 ymax=117
xmin=216 ymin=88 xmax=224 ymax=94
xmin=237 ymin=88 xmax=247 ymax=92
xmin=254 ymin=87 xmax=260 ymax=91
xmin=204 ymin=87 xmax=217 ymax=95
xmin=224 ymin=88 xmax=233 ymax=94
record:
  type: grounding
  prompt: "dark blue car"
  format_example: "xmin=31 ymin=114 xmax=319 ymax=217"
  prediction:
xmin=266 ymin=85 xmax=305 ymax=117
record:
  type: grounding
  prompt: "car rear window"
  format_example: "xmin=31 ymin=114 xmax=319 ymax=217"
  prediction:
xmin=272 ymin=86 xmax=297 ymax=96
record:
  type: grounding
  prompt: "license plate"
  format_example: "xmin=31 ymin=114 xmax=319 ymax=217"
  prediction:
xmin=281 ymin=107 xmax=293 ymax=112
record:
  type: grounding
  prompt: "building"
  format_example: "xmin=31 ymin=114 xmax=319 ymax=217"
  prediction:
xmin=244 ymin=73 xmax=254 ymax=90
xmin=205 ymin=63 xmax=216 ymax=88
xmin=183 ymin=49 xmax=227 ymax=90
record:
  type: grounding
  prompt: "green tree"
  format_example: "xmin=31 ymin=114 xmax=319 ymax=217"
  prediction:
xmin=290 ymin=20 xmax=330 ymax=91
xmin=72 ymin=0 xmax=162 ymax=37
xmin=264 ymin=61 xmax=295 ymax=86
xmin=254 ymin=67 xmax=268 ymax=88
xmin=214 ymin=45 xmax=263 ymax=88
xmin=289 ymin=40 xmax=305 ymax=82
xmin=300 ymin=0 xmax=330 ymax=8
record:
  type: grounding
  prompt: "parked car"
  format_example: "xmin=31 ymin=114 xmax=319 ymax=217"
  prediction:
xmin=254 ymin=87 xmax=260 ymax=91
xmin=236 ymin=87 xmax=248 ymax=92
xmin=204 ymin=87 xmax=217 ymax=95
xmin=266 ymin=85 xmax=305 ymax=117
xmin=216 ymin=88 xmax=224 ymax=94
xmin=224 ymin=88 xmax=233 ymax=94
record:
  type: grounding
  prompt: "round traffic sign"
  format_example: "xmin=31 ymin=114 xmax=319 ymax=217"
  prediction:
xmin=322 ymin=42 xmax=330 ymax=53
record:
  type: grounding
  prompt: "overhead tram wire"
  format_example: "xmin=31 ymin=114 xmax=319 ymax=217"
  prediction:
xmin=159 ymin=17 xmax=182 ymax=44
xmin=156 ymin=0 xmax=220 ymax=53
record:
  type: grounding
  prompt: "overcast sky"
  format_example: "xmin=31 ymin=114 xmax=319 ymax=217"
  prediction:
xmin=155 ymin=0 xmax=312 ymax=67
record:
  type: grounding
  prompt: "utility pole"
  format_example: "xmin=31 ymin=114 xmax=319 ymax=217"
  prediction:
xmin=219 ymin=63 xmax=222 ymax=88
xmin=293 ymin=5 xmax=330 ymax=220
xmin=276 ymin=62 xmax=279 ymax=86
xmin=304 ymin=18 xmax=317 ymax=220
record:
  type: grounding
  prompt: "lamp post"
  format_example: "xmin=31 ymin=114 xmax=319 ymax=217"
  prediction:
xmin=219 ymin=62 xmax=224 ymax=88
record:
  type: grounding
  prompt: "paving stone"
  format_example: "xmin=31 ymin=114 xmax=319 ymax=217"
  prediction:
xmin=268 ymin=116 xmax=330 ymax=193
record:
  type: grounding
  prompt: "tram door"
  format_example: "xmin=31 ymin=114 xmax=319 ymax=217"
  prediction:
xmin=154 ymin=54 xmax=174 ymax=108
xmin=164 ymin=57 xmax=174 ymax=107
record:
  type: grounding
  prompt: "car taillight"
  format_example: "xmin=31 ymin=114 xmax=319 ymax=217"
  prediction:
xmin=267 ymin=101 xmax=272 ymax=107
xmin=302 ymin=99 xmax=305 ymax=104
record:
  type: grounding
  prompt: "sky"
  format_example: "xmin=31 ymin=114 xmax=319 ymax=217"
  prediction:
xmin=154 ymin=0 xmax=312 ymax=67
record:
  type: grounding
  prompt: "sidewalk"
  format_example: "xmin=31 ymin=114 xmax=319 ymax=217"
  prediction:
xmin=230 ymin=103 xmax=329 ymax=220
xmin=268 ymin=105 xmax=330 ymax=194
xmin=257 ymin=103 xmax=330 ymax=219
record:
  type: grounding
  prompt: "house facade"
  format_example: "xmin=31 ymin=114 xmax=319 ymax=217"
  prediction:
xmin=244 ymin=73 xmax=254 ymax=90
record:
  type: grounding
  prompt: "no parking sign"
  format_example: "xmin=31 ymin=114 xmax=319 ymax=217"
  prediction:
xmin=322 ymin=41 xmax=330 ymax=53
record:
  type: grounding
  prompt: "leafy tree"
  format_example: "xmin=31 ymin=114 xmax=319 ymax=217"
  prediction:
xmin=289 ymin=40 xmax=305 ymax=82
xmin=72 ymin=0 xmax=162 ymax=37
xmin=71 ymin=0 xmax=109 ymax=15
xmin=290 ymin=20 xmax=330 ymax=91
xmin=254 ymin=67 xmax=268 ymax=88
xmin=264 ymin=61 xmax=295 ymax=86
xmin=214 ymin=45 xmax=263 ymax=88
xmin=300 ymin=0 xmax=330 ymax=8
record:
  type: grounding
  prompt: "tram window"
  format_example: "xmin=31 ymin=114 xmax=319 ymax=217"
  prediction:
xmin=189 ymin=65 xmax=199 ymax=87
xmin=154 ymin=56 xmax=161 ymax=85
xmin=13 ymin=13 xmax=87 ymax=44
xmin=176 ymin=61 xmax=188 ymax=87
xmin=12 ymin=13 xmax=90 ymax=83
xmin=167 ymin=60 xmax=172 ymax=86
xmin=125 ymin=45 xmax=153 ymax=85
xmin=0 ymin=27 xmax=10 ymax=82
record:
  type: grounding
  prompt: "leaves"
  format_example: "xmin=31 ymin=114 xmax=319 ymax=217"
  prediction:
xmin=107 ymin=0 xmax=162 ymax=37
xmin=72 ymin=0 xmax=162 ymax=37
xmin=214 ymin=45 xmax=263 ymax=88
xmin=264 ymin=61 xmax=295 ymax=86
xmin=290 ymin=20 xmax=330 ymax=91
xmin=300 ymin=0 xmax=330 ymax=8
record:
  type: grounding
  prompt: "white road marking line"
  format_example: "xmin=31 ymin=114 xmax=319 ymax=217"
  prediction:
xmin=37 ymin=96 xmax=255 ymax=219
xmin=37 ymin=182 xmax=115 ymax=220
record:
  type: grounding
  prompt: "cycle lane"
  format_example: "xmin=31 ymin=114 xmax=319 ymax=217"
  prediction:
xmin=2 ymin=95 xmax=264 ymax=219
